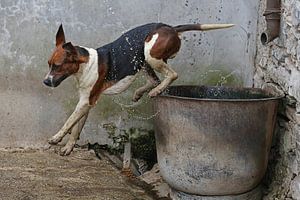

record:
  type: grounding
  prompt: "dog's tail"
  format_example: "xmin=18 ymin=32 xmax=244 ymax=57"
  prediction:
xmin=173 ymin=24 xmax=235 ymax=33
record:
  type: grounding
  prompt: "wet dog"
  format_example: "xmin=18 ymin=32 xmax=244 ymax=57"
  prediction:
xmin=44 ymin=23 xmax=234 ymax=155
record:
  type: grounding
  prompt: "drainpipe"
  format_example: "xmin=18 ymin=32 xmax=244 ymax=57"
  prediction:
xmin=261 ymin=0 xmax=281 ymax=45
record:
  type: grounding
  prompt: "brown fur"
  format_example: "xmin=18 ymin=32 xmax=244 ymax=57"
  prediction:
xmin=47 ymin=45 xmax=81 ymax=78
xmin=48 ymin=34 xmax=89 ymax=83
xmin=48 ymin=46 xmax=66 ymax=65
xmin=89 ymin=63 xmax=110 ymax=105
xmin=149 ymin=26 xmax=181 ymax=61
xmin=145 ymin=34 xmax=153 ymax=43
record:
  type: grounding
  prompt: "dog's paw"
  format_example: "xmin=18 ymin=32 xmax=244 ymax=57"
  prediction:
xmin=60 ymin=143 xmax=75 ymax=156
xmin=148 ymin=88 xmax=162 ymax=98
xmin=48 ymin=136 xmax=63 ymax=145
xmin=132 ymin=92 xmax=142 ymax=102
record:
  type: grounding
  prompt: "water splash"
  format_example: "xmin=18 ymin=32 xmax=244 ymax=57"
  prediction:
xmin=112 ymin=95 xmax=159 ymax=120
xmin=217 ymin=70 xmax=237 ymax=86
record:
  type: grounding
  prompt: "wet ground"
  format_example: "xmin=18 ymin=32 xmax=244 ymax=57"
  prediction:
xmin=0 ymin=148 xmax=155 ymax=200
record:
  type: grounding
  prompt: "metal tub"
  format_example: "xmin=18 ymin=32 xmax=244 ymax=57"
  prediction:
xmin=153 ymin=85 xmax=281 ymax=196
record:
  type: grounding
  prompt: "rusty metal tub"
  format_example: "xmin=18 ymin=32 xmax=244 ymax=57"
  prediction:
xmin=153 ymin=85 xmax=281 ymax=196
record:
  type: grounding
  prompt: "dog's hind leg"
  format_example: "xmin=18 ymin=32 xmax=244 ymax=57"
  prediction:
xmin=132 ymin=64 xmax=160 ymax=102
xmin=144 ymin=27 xmax=181 ymax=97
xmin=147 ymin=60 xmax=178 ymax=97
xmin=60 ymin=112 xmax=89 ymax=156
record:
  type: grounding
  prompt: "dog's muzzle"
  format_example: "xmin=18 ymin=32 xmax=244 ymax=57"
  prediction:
xmin=43 ymin=78 xmax=54 ymax=87
xmin=43 ymin=74 xmax=68 ymax=87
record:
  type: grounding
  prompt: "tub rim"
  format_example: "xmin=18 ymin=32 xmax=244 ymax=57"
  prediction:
xmin=156 ymin=85 xmax=284 ymax=102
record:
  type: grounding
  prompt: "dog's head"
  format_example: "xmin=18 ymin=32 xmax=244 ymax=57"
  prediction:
xmin=43 ymin=24 xmax=88 ymax=87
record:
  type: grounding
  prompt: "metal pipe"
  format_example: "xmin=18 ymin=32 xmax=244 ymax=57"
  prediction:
xmin=261 ymin=0 xmax=281 ymax=45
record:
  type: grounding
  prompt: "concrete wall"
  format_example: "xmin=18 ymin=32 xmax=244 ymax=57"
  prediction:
xmin=0 ymin=0 xmax=259 ymax=148
xmin=255 ymin=0 xmax=300 ymax=199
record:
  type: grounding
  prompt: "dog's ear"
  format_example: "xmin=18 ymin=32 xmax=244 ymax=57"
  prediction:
xmin=56 ymin=24 xmax=66 ymax=47
xmin=62 ymin=42 xmax=77 ymax=55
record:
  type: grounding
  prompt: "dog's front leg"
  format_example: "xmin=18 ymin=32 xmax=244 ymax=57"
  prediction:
xmin=48 ymin=99 xmax=91 ymax=145
xmin=60 ymin=112 xmax=89 ymax=156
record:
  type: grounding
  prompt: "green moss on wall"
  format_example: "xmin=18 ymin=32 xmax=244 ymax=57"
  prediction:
xmin=178 ymin=67 xmax=244 ymax=87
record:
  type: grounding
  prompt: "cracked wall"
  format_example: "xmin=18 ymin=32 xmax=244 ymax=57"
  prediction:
xmin=0 ymin=0 xmax=259 ymax=148
xmin=255 ymin=0 xmax=300 ymax=199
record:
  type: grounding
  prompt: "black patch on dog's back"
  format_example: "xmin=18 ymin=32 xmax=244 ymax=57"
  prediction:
xmin=97 ymin=23 xmax=168 ymax=81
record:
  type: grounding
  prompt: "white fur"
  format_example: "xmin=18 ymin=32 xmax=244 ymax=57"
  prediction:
xmin=103 ymin=75 xmax=137 ymax=95
xmin=44 ymin=73 xmax=53 ymax=80
xmin=44 ymin=72 xmax=54 ymax=86
xmin=144 ymin=34 xmax=159 ymax=62
xmin=74 ymin=47 xmax=99 ymax=102
xmin=144 ymin=33 xmax=165 ymax=71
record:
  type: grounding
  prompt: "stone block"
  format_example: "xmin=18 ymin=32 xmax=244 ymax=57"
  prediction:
xmin=289 ymin=68 xmax=300 ymax=101
xmin=286 ymin=37 xmax=297 ymax=56
xmin=266 ymin=64 xmax=291 ymax=92
xmin=297 ymin=102 xmax=300 ymax=112
xmin=286 ymin=105 xmax=297 ymax=122
xmin=262 ymin=83 xmax=285 ymax=97
xmin=259 ymin=57 xmax=268 ymax=68
xmin=296 ymin=41 xmax=300 ymax=61
xmin=253 ymin=73 xmax=264 ymax=88
xmin=272 ymin=47 xmax=287 ymax=63
xmin=292 ymin=2 xmax=300 ymax=27
xmin=290 ymin=176 xmax=300 ymax=200
xmin=296 ymin=113 xmax=300 ymax=125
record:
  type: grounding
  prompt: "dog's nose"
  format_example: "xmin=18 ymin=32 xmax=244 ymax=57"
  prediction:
xmin=43 ymin=78 xmax=52 ymax=87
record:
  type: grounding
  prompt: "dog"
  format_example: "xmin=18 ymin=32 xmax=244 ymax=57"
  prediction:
xmin=43 ymin=22 xmax=234 ymax=155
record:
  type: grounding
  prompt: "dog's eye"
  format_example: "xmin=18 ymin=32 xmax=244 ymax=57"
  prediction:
xmin=51 ymin=64 xmax=60 ymax=70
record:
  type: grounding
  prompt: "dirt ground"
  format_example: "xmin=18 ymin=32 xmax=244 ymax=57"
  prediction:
xmin=0 ymin=148 xmax=155 ymax=200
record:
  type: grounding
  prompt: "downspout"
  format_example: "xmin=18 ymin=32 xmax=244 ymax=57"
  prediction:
xmin=261 ymin=0 xmax=281 ymax=45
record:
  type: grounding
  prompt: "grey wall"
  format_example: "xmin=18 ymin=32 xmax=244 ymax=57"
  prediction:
xmin=0 ymin=0 xmax=259 ymax=148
